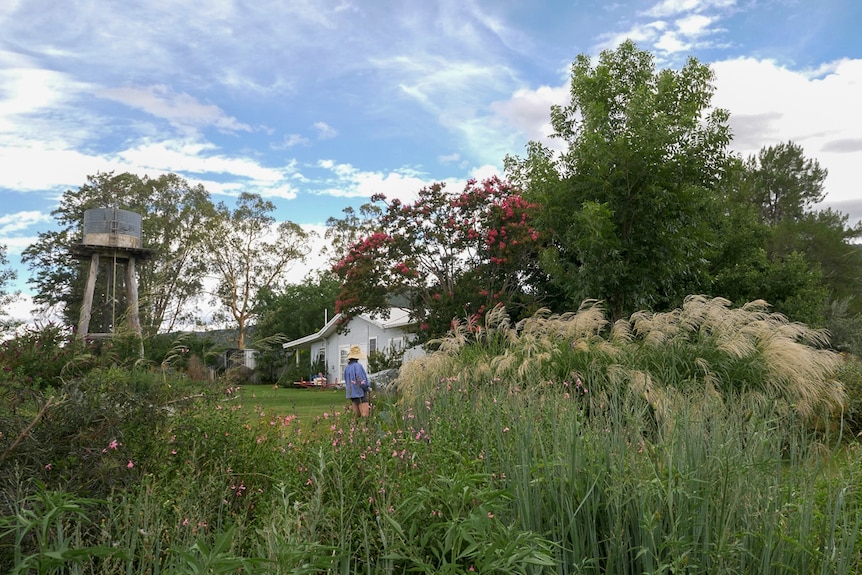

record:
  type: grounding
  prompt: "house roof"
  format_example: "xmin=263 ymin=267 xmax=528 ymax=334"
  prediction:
xmin=282 ymin=307 xmax=412 ymax=349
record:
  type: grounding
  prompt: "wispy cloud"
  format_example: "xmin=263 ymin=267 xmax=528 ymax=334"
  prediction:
xmin=98 ymin=85 xmax=252 ymax=133
xmin=598 ymin=0 xmax=736 ymax=54
xmin=313 ymin=121 xmax=337 ymax=140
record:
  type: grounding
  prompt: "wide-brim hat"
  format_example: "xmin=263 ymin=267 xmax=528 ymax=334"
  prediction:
xmin=347 ymin=344 xmax=365 ymax=360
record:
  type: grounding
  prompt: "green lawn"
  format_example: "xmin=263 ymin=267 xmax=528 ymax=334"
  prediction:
xmin=237 ymin=384 xmax=347 ymax=421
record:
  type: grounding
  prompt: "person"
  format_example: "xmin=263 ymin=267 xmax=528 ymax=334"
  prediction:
xmin=344 ymin=344 xmax=370 ymax=417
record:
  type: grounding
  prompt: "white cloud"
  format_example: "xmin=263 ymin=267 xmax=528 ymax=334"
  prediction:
xmin=0 ymin=211 xmax=51 ymax=236
xmin=273 ymin=133 xmax=310 ymax=149
xmin=316 ymin=160 xmax=430 ymax=202
xmin=116 ymin=140 xmax=291 ymax=183
xmin=595 ymin=20 xmax=668 ymax=52
xmin=645 ymin=0 xmax=736 ymax=18
xmin=712 ymin=56 xmax=862 ymax=208
xmin=313 ymin=121 xmax=337 ymax=139
xmin=0 ymin=144 xmax=118 ymax=191
xmin=491 ymin=85 xmax=568 ymax=143
xmin=98 ymin=85 xmax=252 ymax=133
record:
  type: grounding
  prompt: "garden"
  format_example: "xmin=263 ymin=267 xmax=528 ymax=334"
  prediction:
xmin=2 ymin=297 xmax=862 ymax=574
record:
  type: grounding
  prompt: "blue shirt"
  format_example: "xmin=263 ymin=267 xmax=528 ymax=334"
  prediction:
xmin=344 ymin=360 xmax=369 ymax=399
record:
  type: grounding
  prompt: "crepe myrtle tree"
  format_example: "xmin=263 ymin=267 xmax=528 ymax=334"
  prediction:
xmin=332 ymin=176 xmax=542 ymax=340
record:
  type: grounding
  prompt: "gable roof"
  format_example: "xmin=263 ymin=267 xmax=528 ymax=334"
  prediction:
xmin=282 ymin=307 xmax=412 ymax=349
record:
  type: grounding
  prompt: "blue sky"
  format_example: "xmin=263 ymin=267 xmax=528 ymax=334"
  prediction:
xmin=2 ymin=0 xmax=861 ymax=321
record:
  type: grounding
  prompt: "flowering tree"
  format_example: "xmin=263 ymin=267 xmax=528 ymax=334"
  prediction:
xmin=332 ymin=177 xmax=542 ymax=339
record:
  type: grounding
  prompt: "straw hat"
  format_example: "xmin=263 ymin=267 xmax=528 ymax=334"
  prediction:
xmin=346 ymin=344 xmax=365 ymax=360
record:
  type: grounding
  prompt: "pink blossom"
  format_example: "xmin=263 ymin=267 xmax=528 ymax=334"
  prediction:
xmin=127 ymin=460 xmax=134 ymax=469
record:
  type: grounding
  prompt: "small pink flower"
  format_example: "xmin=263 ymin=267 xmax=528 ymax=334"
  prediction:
xmin=487 ymin=512 xmax=494 ymax=519
xmin=44 ymin=463 xmax=52 ymax=470
xmin=127 ymin=460 xmax=134 ymax=469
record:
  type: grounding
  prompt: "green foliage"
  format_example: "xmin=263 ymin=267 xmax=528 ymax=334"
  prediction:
xmin=836 ymin=356 xmax=862 ymax=436
xmin=205 ymin=192 xmax=310 ymax=349
xmin=254 ymin=273 xmax=341 ymax=343
xmin=743 ymin=140 xmax=828 ymax=226
xmin=381 ymin=473 xmax=555 ymax=573
xmin=401 ymin=298 xmax=845 ymax=426
xmin=0 ymin=324 xmax=87 ymax=389
xmin=21 ymin=172 xmax=217 ymax=335
xmin=0 ymin=244 xmax=18 ymax=330
xmin=3 ymin=309 xmax=862 ymax=573
xmin=0 ymin=483 xmax=116 ymax=575
xmin=825 ymin=297 xmax=862 ymax=357
xmin=508 ymin=40 xmax=731 ymax=320
xmin=769 ymin=209 xmax=862 ymax=317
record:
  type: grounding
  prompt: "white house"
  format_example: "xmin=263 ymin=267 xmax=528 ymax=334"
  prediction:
xmin=281 ymin=307 xmax=418 ymax=385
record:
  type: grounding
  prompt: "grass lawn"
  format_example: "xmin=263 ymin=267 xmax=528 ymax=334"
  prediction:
xmin=238 ymin=384 xmax=348 ymax=421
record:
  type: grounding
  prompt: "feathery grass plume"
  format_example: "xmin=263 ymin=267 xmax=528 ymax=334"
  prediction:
xmin=396 ymin=350 xmax=456 ymax=405
xmin=484 ymin=303 xmax=515 ymax=343
xmin=623 ymin=296 xmax=845 ymax=424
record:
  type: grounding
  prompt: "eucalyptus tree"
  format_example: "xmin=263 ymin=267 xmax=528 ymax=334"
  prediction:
xmin=505 ymin=40 xmax=732 ymax=321
xmin=22 ymin=172 xmax=216 ymax=335
xmin=204 ymin=192 xmax=310 ymax=349
xmin=0 ymin=245 xmax=18 ymax=329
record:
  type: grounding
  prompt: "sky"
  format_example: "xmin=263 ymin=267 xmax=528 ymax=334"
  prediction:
xmin=2 ymin=0 xmax=861 ymax=323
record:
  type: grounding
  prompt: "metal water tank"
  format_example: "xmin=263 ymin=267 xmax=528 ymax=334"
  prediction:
xmin=82 ymin=208 xmax=143 ymax=249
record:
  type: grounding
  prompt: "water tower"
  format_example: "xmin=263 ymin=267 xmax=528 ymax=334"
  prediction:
xmin=71 ymin=208 xmax=153 ymax=339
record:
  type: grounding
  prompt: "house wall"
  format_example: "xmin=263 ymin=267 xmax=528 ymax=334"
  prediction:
xmin=320 ymin=319 xmax=409 ymax=384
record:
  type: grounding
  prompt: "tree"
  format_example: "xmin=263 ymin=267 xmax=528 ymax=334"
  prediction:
xmin=323 ymin=203 xmax=383 ymax=267
xmin=506 ymin=40 xmax=732 ymax=321
xmin=769 ymin=209 xmax=862 ymax=311
xmin=332 ymin=177 xmax=542 ymax=339
xmin=254 ymin=272 xmax=342 ymax=342
xmin=205 ymin=192 xmax=310 ymax=349
xmin=743 ymin=141 xmax=827 ymax=226
xmin=0 ymin=244 xmax=19 ymax=330
xmin=730 ymin=142 xmax=862 ymax=325
xmin=21 ymin=172 xmax=216 ymax=335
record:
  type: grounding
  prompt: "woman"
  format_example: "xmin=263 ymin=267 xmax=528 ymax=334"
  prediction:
xmin=344 ymin=344 xmax=370 ymax=417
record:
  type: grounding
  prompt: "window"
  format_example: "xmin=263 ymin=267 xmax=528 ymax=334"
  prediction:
xmin=339 ymin=346 xmax=350 ymax=379
xmin=388 ymin=336 xmax=404 ymax=352
xmin=369 ymin=337 xmax=378 ymax=355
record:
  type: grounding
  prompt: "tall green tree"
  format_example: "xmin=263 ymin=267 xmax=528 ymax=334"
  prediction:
xmin=22 ymin=172 xmax=215 ymax=335
xmin=204 ymin=192 xmax=310 ymax=349
xmin=743 ymin=141 xmax=828 ymax=226
xmin=332 ymin=177 xmax=542 ymax=340
xmin=732 ymin=142 xmax=862 ymax=326
xmin=254 ymin=272 xmax=342 ymax=342
xmin=506 ymin=40 xmax=732 ymax=320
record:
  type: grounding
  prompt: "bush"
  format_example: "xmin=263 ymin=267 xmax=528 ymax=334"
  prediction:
xmin=838 ymin=355 xmax=862 ymax=436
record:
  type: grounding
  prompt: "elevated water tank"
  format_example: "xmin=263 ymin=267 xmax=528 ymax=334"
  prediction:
xmin=82 ymin=208 xmax=143 ymax=249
